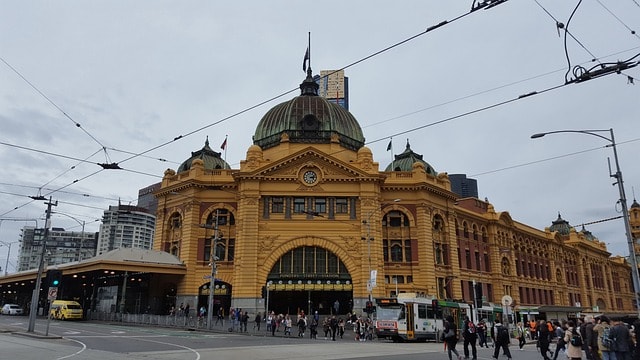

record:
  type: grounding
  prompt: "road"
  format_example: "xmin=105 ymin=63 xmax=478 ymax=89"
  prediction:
xmin=0 ymin=316 xmax=550 ymax=360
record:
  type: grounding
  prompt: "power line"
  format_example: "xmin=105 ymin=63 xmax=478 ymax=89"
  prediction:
xmin=0 ymin=56 xmax=109 ymax=152
xmin=114 ymin=1 xmax=511 ymax=167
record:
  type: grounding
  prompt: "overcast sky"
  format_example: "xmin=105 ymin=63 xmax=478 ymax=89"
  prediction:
xmin=1 ymin=1 xmax=639 ymax=273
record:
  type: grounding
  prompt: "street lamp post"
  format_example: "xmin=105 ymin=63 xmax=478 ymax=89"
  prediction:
xmin=53 ymin=212 xmax=87 ymax=262
xmin=531 ymin=128 xmax=640 ymax=317
xmin=0 ymin=240 xmax=16 ymax=276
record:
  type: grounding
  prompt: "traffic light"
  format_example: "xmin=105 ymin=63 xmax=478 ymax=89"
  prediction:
xmin=365 ymin=301 xmax=375 ymax=313
xmin=432 ymin=299 xmax=440 ymax=314
xmin=48 ymin=269 xmax=62 ymax=287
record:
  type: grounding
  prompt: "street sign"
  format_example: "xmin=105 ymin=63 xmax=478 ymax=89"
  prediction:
xmin=48 ymin=287 xmax=58 ymax=301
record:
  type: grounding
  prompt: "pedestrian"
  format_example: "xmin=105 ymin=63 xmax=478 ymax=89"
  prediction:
xmin=612 ymin=318 xmax=632 ymax=360
xmin=492 ymin=318 xmax=512 ymax=360
xmin=333 ymin=299 xmax=340 ymax=315
xmin=516 ymin=321 xmax=526 ymax=350
xmin=215 ymin=307 xmax=224 ymax=326
xmin=477 ymin=320 xmax=489 ymax=348
xmin=271 ymin=315 xmax=277 ymax=336
xmin=241 ymin=311 xmax=249 ymax=332
xmin=310 ymin=317 xmax=318 ymax=339
xmin=330 ymin=315 xmax=338 ymax=341
xmin=537 ymin=319 xmax=552 ymax=360
xmin=338 ymin=318 xmax=345 ymax=339
xmin=323 ymin=317 xmax=331 ymax=339
xmin=632 ymin=319 xmax=640 ymax=360
xmin=593 ymin=316 xmax=617 ymax=360
xmin=443 ymin=315 xmax=462 ymax=360
xmin=184 ymin=303 xmax=190 ymax=318
xmin=462 ymin=315 xmax=478 ymax=360
xmin=585 ymin=315 xmax=601 ymax=360
xmin=284 ymin=315 xmax=292 ymax=336
xmin=254 ymin=312 xmax=262 ymax=331
xmin=297 ymin=314 xmax=307 ymax=337
xmin=564 ymin=320 xmax=584 ymax=360
xmin=552 ymin=321 xmax=567 ymax=360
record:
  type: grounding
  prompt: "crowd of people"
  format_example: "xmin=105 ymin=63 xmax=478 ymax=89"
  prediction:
xmin=442 ymin=314 xmax=640 ymax=360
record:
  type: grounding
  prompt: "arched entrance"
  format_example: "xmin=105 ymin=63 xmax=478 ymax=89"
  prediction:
xmin=266 ymin=246 xmax=352 ymax=316
xmin=198 ymin=280 xmax=232 ymax=317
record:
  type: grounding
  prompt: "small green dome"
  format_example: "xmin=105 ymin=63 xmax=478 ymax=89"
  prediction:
xmin=177 ymin=137 xmax=230 ymax=172
xmin=253 ymin=72 xmax=365 ymax=151
xmin=384 ymin=139 xmax=437 ymax=175
xmin=580 ymin=225 xmax=597 ymax=241
xmin=549 ymin=213 xmax=571 ymax=235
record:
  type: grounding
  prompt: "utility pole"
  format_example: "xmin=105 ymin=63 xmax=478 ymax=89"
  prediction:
xmin=28 ymin=197 xmax=56 ymax=333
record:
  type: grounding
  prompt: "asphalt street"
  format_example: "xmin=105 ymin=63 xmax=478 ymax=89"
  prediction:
xmin=0 ymin=316 xmax=549 ymax=360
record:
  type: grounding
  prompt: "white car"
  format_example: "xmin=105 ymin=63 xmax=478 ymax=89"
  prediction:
xmin=1 ymin=304 xmax=23 ymax=315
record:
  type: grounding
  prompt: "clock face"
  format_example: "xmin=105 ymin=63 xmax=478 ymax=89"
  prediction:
xmin=303 ymin=170 xmax=318 ymax=184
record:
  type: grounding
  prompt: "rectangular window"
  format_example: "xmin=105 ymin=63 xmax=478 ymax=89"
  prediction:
xmin=314 ymin=198 xmax=327 ymax=214
xmin=335 ymin=198 xmax=348 ymax=213
xmin=390 ymin=240 xmax=403 ymax=262
xmin=228 ymin=239 xmax=235 ymax=261
xmin=272 ymin=197 xmax=284 ymax=213
xmin=404 ymin=240 xmax=412 ymax=262
xmin=383 ymin=240 xmax=389 ymax=262
xmin=293 ymin=197 xmax=306 ymax=213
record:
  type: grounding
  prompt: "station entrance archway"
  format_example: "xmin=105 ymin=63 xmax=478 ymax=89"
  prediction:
xmin=266 ymin=246 xmax=353 ymax=316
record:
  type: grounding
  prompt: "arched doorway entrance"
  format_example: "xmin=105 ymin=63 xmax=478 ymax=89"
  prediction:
xmin=266 ymin=246 xmax=352 ymax=316
xmin=198 ymin=280 xmax=232 ymax=317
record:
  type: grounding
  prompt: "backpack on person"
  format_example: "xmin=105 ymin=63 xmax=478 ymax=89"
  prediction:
xmin=467 ymin=321 xmax=476 ymax=334
xmin=601 ymin=326 xmax=615 ymax=349
xmin=497 ymin=325 xmax=510 ymax=343
xmin=570 ymin=330 xmax=583 ymax=347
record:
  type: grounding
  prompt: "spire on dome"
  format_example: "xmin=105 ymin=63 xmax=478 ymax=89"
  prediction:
xmin=300 ymin=32 xmax=318 ymax=96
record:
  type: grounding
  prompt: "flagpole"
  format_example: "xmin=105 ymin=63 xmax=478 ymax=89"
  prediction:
xmin=390 ymin=137 xmax=394 ymax=171
xmin=223 ymin=135 xmax=228 ymax=168
xmin=308 ymin=32 xmax=311 ymax=72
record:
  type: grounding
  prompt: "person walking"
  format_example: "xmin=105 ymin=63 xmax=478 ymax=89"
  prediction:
xmin=552 ymin=321 xmax=567 ymax=360
xmin=564 ymin=320 xmax=583 ymax=360
xmin=585 ymin=315 xmax=601 ymax=360
xmin=462 ymin=315 xmax=478 ymax=360
xmin=538 ymin=319 xmax=553 ymax=360
xmin=593 ymin=316 xmax=617 ymax=360
xmin=492 ymin=318 xmax=513 ymax=360
xmin=330 ymin=315 xmax=339 ymax=341
xmin=516 ymin=322 xmax=526 ymax=350
xmin=254 ymin=312 xmax=261 ymax=331
xmin=612 ymin=318 xmax=632 ymax=360
xmin=477 ymin=320 xmax=489 ymax=348
xmin=443 ymin=315 xmax=462 ymax=360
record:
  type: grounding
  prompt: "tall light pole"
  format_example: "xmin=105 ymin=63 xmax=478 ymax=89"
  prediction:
xmin=52 ymin=212 xmax=89 ymax=262
xmin=0 ymin=240 xmax=17 ymax=276
xmin=28 ymin=197 xmax=57 ymax=333
xmin=531 ymin=128 xmax=640 ymax=317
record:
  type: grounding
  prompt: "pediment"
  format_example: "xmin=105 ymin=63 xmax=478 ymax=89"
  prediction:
xmin=239 ymin=147 xmax=373 ymax=182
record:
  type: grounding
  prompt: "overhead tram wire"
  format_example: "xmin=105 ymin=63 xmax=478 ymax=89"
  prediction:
xmin=114 ymin=0 xmax=511 ymax=167
xmin=469 ymin=137 xmax=640 ymax=177
xmin=361 ymin=45 xmax=640 ymax=131
xmin=595 ymin=0 xmax=640 ymax=41
xmin=0 ymin=182 xmax=128 ymax=203
xmin=0 ymin=56 xmax=108 ymax=151
xmin=2 ymin=1 xmax=512 ymax=205
xmin=38 ymin=148 xmax=104 ymax=190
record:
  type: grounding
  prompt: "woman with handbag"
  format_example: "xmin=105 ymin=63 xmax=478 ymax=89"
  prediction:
xmin=444 ymin=315 xmax=463 ymax=360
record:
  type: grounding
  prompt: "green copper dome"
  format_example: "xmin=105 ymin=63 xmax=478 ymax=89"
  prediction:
xmin=177 ymin=137 xmax=230 ymax=172
xmin=253 ymin=71 xmax=365 ymax=151
xmin=549 ymin=213 xmax=571 ymax=235
xmin=384 ymin=139 xmax=437 ymax=175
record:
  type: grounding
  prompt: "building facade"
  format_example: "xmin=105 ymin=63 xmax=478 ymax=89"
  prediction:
xmin=153 ymin=69 xmax=637 ymax=318
xmin=18 ymin=226 xmax=98 ymax=271
xmin=97 ymin=205 xmax=156 ymax=255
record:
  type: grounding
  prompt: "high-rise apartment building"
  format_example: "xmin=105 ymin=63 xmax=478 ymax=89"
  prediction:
xmin=449 ymin=174 xmax=479 ymax=199
xmin=17 ymin=226 xmax=98 ymax=271
xmin=316 ymin=69 xmax=348 ymax=110
xmin=96 ymin=205 xmax=155 ymax=255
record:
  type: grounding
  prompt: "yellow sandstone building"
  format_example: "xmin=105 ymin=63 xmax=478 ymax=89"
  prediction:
xmin=154 ymin=69 xmax=639 ymax=319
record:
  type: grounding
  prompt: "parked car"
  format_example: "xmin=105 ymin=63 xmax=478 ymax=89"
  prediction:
xmin=1 ymin=303 xmax=23 ymax=315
